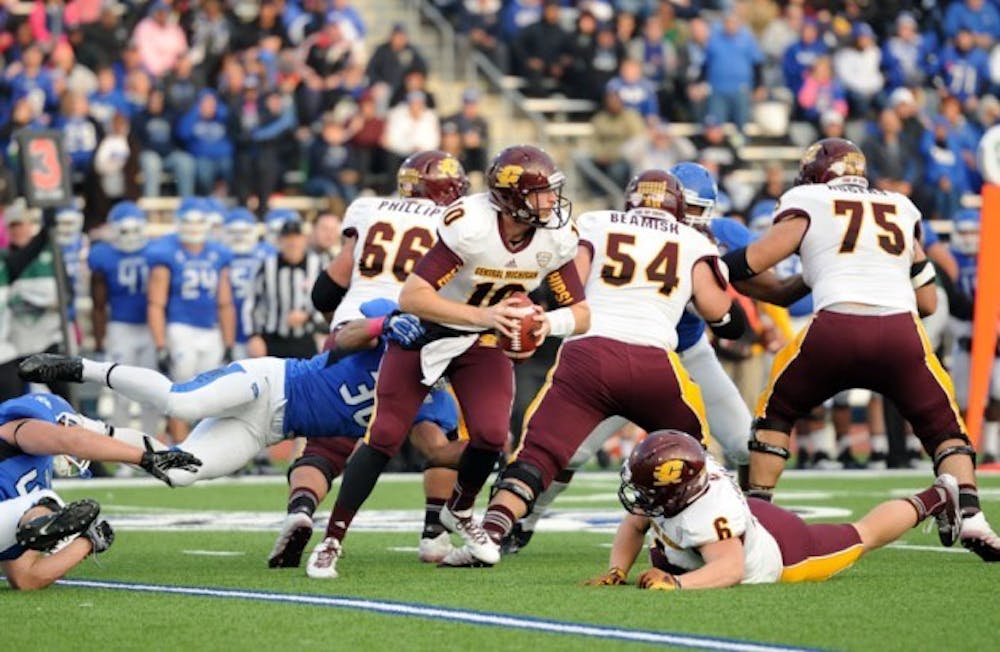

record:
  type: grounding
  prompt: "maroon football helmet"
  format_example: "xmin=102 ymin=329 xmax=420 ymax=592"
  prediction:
xmin=397 ymin=150 xmax=470 ymax=206
xmin=487 ymin=145 xmax=571 ymax=228
xmin=794 ymin=137 xmax=867 ymax=186
xmin=618 ymin=430 xmax=709 ymax=518
xmin=624 ymin=170 xmax=686 ymax=220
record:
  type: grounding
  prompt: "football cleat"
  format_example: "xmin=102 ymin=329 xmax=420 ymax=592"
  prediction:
xmin=268 ymin=512 xmax=314 ymax=568
xmin=439 ymin=506 xmax=501 ymax=565
xmin=932 ymin=474 xmax=961 ymax=547
xmin=438 ymin=544 xmax=495 ymax=568
xmin=500 ymin=522 xmax=534 ymax=555
xmin=960 ymin=512 xmax=1000 ymax=562
xmin=18 ymin=353 xmax=84 ymax=384
xmin=16 ymin=498 xmax=100 ymax=551
xmin=418 ymin=531 xmax=455 ymax=564
xmin=306 ymin=537 xmax=343 ymax=579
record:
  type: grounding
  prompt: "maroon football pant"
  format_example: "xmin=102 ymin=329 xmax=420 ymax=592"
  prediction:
xmin=514 ymin=337 xmax=709 ymax=488
xmin=749 ymin=498 xmax=864 ymax=582
xmin=757 ymin=310 xmax=968 ymax=453
xmin=298 ymin=436 xmax=358 ymax=481
xmin=364 ymin=339 xmax=513 ymax=457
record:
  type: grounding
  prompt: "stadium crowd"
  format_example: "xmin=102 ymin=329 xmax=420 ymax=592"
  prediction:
xmin=0 ymin=0 xmax=998 ymax=473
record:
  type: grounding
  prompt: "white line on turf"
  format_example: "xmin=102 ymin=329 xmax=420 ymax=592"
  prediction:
xmin=181 ymin=550 xmax=246 ymax=557
xmin=887 ymin=543 xmax=968 ymax=554
xmin=52 ymin=578 xmax=820 ymax=652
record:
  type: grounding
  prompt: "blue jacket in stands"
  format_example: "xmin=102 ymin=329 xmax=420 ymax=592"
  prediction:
xmin=176 ymin=90 xmax=232 ymax=160
xmin=704 ymin=24 xmax=763 ymax=93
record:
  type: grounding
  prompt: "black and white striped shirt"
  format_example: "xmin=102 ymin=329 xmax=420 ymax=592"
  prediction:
xmin=250 ymin=251 xmax=323 ymax=341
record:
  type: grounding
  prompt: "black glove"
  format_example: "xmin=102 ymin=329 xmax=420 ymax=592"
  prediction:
xmin=138 ymin=437 xmax=203 ymax=487
xmin=83 ymin=519 xmax=115 ymax=554
xmin=222 ymin=346 xmax=234 ymax=364
xmin=156 ymin=347 xmax=172 ymax=374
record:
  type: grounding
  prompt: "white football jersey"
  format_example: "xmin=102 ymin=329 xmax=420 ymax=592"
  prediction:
xmin=433 ymin=193 xmax=579 ymax=331
xmin=649 ymin=457 xmax=783 ymax=584
xmin=778 ymin=178 xmax=921 ymax=313
xmin=573 ymin=209 xmax=721 ymax=349
xmin=332 ymin=196 xmax=443 ymax=325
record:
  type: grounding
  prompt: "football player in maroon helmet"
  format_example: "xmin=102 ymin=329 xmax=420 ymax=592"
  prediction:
xmin=587 ymin=430 xmax=964 ymax=590
xmin=397 ymin=150 xmax=470 ymax=206
xmin=487 ymin=145 xmax=572 ymax=229
xmin=793 ymin=137 xmax=866 ymax=186
xmin=623 ymin=169 xmax=687 ymax=217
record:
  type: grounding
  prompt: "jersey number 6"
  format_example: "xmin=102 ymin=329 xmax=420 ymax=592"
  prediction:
xmin=359 ymin=223 xmax=435 ymax=282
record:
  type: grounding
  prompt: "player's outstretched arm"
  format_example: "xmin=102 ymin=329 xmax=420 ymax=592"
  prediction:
xmin=734 ymin=272 xmax=810 ymax=307
xmin=640 ymin=538 xmax=745 ymax=590
xmin=585 ymin=513 xmax=648 ymax=586
xmin=692 ymin=260 xmax=746 ymax=340
xmin=723 ymin=217 xmax=808 ymax=282
xmin=90 ymin=270 xmax=109 ymax=353
xmin=147 ymin=266 xmax=170 ymax=353
xmin=911 ymin=242 xmax=938 ymax=317
xmin=217 ymin=268 xmax=236 ymax=350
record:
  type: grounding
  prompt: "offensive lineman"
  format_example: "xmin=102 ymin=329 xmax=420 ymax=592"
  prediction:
xmin=723 ymin=137 xmax=1000 ymax=561
xmin=455 ymin=170 xmax=746 ymax=567
xmin=271 ymin=151 xmax=471 ymax=568
xmin=305 ymin=145 xmax=590 ymax=579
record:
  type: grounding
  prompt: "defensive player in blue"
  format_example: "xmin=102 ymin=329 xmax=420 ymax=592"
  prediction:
xmin=947 ymin=209 xmax=1000 ymax=464
xmin=203 ymin=196 xmax=228 ymax=243
xmin=503 ymin=163 xmax=808 ymax=554
xmin=54 ymin=208 xmax=85 ymax=331
xmin=89 ymin=201 xmax=159 ymax=436
xmin=0 ymin=393 xmax=200 ymax=590
xmin=222 ymin=208 xmax=275 ymax=360
xmin=20 ymin=299 xmax=460 ymax=488
xmin=147 ymin=197 xmax=236 ymax=441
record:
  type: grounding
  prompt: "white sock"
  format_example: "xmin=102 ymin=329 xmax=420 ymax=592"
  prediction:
xmin=983 ymin=422 xmax=1000 ymax=457
xmin=522 ymin=480 xmax=568 ymax=532
xmin=906 ymin=434 xmax=922 ymax=453
xmin=870 ymin=433 xmax=888 ymax=454
xmin=102 ymin=363 xmax=173 ymax=413
xmin=812 ymin=424 xmax=836 ymax=457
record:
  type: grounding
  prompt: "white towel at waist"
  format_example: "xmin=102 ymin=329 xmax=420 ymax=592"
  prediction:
xmin=420 ymin=334 xmax=479 ymax=385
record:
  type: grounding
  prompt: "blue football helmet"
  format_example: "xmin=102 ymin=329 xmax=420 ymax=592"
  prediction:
xmin=54 ymin=207 xmax=84 ymax=247
xmin=176 ymin=197 xmax=210 ymax=245
xmin=224 ymin=208 xmax=259 ymax=255
xmin=669 ymin=162 xmax=718 ymax=226
xmin=952 ymin=208 xmax=980 ymax=256
xmin=108 ymin=201 xmax=148 ymax=252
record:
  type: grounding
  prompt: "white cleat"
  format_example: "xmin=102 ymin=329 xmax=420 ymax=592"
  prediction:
xmin=418 ymin=531 xmax=455 ymax=563
xmin=932 ymin=474 xmax=961 ymax=547
xmin=439 ymin=506 xmax=500 ymax=566
xmin=960 ymin=511 xmax=1000 ymax=562
xmin=268 ymin=512 xmax=314 ymax=568
xmin=438 ymin=544 xmax=495 ymax=568
xmin=306 ymin=537 xmax=343 ymax=579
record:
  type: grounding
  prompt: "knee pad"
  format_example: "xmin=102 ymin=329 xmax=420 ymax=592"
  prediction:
xmin=932 ymin=441 xmax=976 ymax=475
xmin=288 ymin=455 xmax=337 ymax=491
xmin=748 ymin=423 xmax=791 ymax=460
xmin=493 ymin=461 xmax=545 ymax=513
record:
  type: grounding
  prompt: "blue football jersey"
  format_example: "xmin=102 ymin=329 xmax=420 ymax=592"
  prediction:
xmin=87 ymin=241 xmax=151 ymax=325
xmin=953 ymin=249 xmax=977 ymax=298
xmin=229 ymin=243 xmax=274 ymax=343
xmin=147 ymin=234 xmax=232 ymax=329
xmin=282 ymin=346 xmax=458 ymax=439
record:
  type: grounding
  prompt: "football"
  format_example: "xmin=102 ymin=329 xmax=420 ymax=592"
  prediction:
xmin=497 ymin=292 xmax=539 ymax=360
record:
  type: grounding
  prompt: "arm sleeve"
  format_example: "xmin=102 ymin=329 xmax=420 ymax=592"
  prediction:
xmin=412 ymin=239 xmax=464 ymax=288
xmin=546 ymin=260 xmax=586 ymax=307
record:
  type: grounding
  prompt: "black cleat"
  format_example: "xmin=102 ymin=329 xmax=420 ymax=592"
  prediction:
xmin=267 ymin=512 xmax=314 ymax=568
xmin=18 ymin=353 xmax=84 ymax=384
xmin=836 ymin=450 xmax=867 ymax=470
xmin=16 ymin=499 xmax=101 ymax=551
xmin=500 ymin=522 xmax=534 ymax=555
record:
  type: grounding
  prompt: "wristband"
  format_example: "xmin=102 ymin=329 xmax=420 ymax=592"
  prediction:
xmin=366 ymin=316 xmax=387 ymax=338
xmin=910 ymin=260 xmax=936 ymax=289
xmin=546 ymin=307 xmax=576 ymax=337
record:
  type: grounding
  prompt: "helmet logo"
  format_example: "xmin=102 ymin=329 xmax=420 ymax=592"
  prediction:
xmin=801 ymin=142 xmax=822 ymax=166
xmin=829 ymin=152 xmax=865 ymax=177
xmin=438 ymin=157 xmax=461 ymax=177
xmin=495 ymin=165 xmax=524 ymax=188
xmin=636 ymin=180 xmax=667 ymax=197
xmin=398 ymin=168 xmax=420 ymax=185
xmin=652 ymin=459 xmax=685 ymax=486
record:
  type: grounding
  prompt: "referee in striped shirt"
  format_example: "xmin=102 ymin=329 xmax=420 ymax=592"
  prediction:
xmin=247 ymin=218 xmax=323 ymax=359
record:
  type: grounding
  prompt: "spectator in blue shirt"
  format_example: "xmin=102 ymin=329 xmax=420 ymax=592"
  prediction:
xmin=863 ymin=108 xmax=919 ymax=197
xmin=882 ymin=13 xmax=933 ymax=91
xmin=606 ymin=59 xmax=659 ymax=121
xmin=54 ymin=91 xmax=102 ymax=181
xmin=4 ymin=45 xmax=57 ymax=114
xmin=782 ymin=17 xmax=827 ymax=95
xmin=304 ymin=113 xmax=360 ymax=202
xmin=944 ymin=0 xmax=1000 ymax=46
xmin=922 ymin=115 xmax=971 ymax=220
xmin=136 ymin=88 xmax=196 ymax=198
xmin=501 ymin=0 xmax=543 ymax=43
xmin=703 ymin=11 xmax=764 ymax=132
xmin=88 ymin=66 xmax=131 ymax=131
xmin=936 ymin=28 xmax=991 ymax=112
xmin=175 ymin=89 xmax=233 ymax=195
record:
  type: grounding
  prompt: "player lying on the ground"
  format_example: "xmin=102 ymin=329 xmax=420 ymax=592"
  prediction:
xmin=0 ymin=393 xmax=201 ymax=590
xmin=19 ymin=299 xmax=458 ymax=486
xmin=722 ymin=137 xmax=1000 ymax=562
xmin=586 ymin=430 xmax=961 ymax=589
